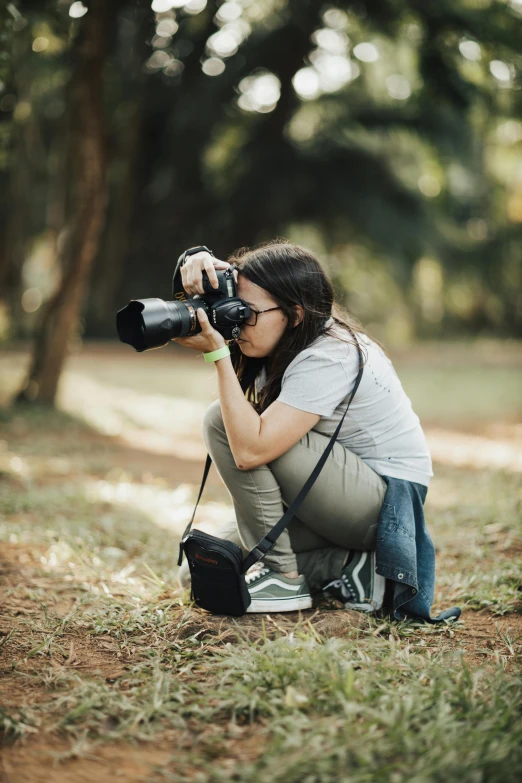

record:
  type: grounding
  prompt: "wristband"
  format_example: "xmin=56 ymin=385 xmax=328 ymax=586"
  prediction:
xmin=203 ymin=345 xmax=230 ymax=363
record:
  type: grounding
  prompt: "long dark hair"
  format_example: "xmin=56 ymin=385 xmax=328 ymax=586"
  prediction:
xmin=229 ymin=240 xmax=386 ymax=413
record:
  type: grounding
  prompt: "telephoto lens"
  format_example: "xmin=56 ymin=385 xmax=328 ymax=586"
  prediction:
xmin=116 ymin=297 xmax=208 ymax=352
xmin=116 ymin=268 xmax=250 ymax=351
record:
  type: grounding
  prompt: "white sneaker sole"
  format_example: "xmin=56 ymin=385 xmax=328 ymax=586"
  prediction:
xmin=345 ymin=601 xmax=377 ymax=613
xmin=246 ymin=595 xmax=312 ymax=613
xmin=371 ymin=572 xmax=386 ymax=610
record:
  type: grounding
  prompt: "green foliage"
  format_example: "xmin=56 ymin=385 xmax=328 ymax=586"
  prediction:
xmin=1 ymin=0 xmax=522 ymax=341
xmin=457 ymin=560 xmax=522 ymax=615
xmin=9 ymin=631 xmax=522 ymax=781
xmin=0 ymin=4 xmax=18 ymax=173
xmin=0 ymin=705 xmax=39 ymax=741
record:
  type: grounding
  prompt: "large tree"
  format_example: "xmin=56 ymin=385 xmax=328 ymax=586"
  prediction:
xmin=16 ymin=0 xmax=120 ymax=403
xmin=2 ymin=0 xmax=522 ymax=400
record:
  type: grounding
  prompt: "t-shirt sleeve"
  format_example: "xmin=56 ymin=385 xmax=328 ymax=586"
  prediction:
xmin=277 ymin=349 xmax=358 ymax=416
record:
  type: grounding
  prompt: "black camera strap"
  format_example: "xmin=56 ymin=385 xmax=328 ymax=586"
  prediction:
xmin=177 ymin=331 xmax=364 ymax=570
xmin=172 ymin=246 xmax=214 ymax=301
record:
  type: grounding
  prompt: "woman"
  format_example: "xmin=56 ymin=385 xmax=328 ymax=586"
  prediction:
xmin=175 ymin=241 xmax=460 ymax=623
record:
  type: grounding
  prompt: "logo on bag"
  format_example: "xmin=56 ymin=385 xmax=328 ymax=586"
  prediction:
xmin=194 ymin=552 xmax=219 ymax=565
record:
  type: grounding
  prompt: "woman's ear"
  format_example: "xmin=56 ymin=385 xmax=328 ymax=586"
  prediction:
xmin=293 ymin=305 xmax=304 ymax=327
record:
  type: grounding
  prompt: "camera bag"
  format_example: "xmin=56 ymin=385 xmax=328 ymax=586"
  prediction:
xmin=177 ymin=332 xmax=364 ymax=616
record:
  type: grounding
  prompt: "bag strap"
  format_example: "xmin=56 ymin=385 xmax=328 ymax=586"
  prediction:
xmin=178 ymin=329 xmax=364 ymax=569
xmin=177 ymin=453 xmax=213 ymax=565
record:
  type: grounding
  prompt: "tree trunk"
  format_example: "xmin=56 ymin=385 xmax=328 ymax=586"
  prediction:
xmin=16 ymin=0 xmax=113 ymax=405
xmin=87 ymin=103 xmax=141 ymax=334
xmin=0 ymin=21 xmax=32 ymax=328
xmin=84 ymin=1 xmax=151 ymax=335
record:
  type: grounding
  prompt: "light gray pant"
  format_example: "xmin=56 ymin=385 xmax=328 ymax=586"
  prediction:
xmin=178 ymin=400 xmax=387 ymax=594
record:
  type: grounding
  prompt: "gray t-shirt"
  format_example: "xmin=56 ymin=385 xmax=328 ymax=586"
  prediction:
xmin=255 ymin=319 xmax=433 ymax=486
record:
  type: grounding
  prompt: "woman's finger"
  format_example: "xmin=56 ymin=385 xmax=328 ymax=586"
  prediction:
xmin=181 ymin=253 xmax=231 ymax=295
xmin=187 ymin=255 xmax=207 ymax=294
xmin=181 ymin=263 xmax=190 ymax=292
xmin=203 ymin=257 xmax=219 ymax=290
xmin=186 ymin=266 xmax=194 ymax=293
xmin=197 ymin=308 xmax=210 ymax=327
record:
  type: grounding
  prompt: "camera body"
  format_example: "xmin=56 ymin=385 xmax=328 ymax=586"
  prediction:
xmin=116 ymin=266 xmax=251 ymax=352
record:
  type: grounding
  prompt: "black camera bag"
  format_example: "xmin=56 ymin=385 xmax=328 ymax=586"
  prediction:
xmin=177 ymin=333 xmax=364 ymax=616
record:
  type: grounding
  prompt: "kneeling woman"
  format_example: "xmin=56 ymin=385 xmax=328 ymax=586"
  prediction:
xmin=175 ymin=242 xmax=460 ymax=623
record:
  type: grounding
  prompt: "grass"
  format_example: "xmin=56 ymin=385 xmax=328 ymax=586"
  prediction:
xmin=0 ymin=342 xmax=522 ymax=781
xmin=4 ymin=593 xmax=522 ymax=779
xmin=6 ymin=624 xmax=522 ymax=781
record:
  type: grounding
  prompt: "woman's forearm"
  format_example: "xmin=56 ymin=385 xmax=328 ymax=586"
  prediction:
xmin=214 ymin=354 xmax=261 ymax=469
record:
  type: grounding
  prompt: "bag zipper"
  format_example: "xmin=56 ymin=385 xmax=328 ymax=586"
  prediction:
xmin=184 ymin=530 xmax=244 ymax=570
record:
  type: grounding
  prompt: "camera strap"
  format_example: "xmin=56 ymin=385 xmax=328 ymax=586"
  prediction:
xmin=177 ymin=330 xmax=364 ymax=570
xmin=172 ymin=246 xmax=214 ymax=301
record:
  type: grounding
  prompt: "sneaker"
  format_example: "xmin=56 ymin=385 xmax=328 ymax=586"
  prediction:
xmin=322 ymin=551 xmax=385 ymax=613
xmin=245 ymin=565 xmax=312 ymax=613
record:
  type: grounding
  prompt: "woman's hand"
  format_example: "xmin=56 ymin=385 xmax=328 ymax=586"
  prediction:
xmin=181 ymin=250 xmax=238 ymax=295
xmin=172 ymin=308 xmax=226 ymax=354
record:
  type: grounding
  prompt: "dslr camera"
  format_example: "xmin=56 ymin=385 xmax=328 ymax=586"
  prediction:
xmin=116 ymin=246 xmax=251 ymax=352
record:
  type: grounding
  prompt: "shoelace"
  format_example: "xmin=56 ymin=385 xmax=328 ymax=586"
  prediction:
xmin=341 ymin=574 xmax=360 ymax=601
xmin=323 ymin=577 xmax=359 ymax=602
xmin=245 ymin=565 xmax=271 ymax=585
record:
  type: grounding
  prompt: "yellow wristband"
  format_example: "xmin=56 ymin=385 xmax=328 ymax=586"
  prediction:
xmin=203 ymin=345 xmax=231 ymax=363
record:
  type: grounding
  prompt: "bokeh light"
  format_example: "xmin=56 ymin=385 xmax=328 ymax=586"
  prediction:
xmin=497 ymin=120 xmax=522 ymax=144
xmin=238 ymin=72 xmax=281 ymax=113
xmin=293 ymin=68 xmax=321 ymax=101
xmin=156 ymin=19 xmax=178 ymax=36
xmin=32 ymin=37 xmax=49 ymax=53
xmin=151 ymin=0 xmax=193 ymax=11
xmin=206 ymin=19 xmax=250 ymax=58
xmin=322 ymin=8 xmax=349 ymax=30
xmin=216 ymin=2 xmax=242 ymax=23
xmin=184 ymin=0 xmax=207 ymax=13
xmin=207 ymin=28 xmax=239 ymax=58
xmin=353 ymin=42 xmax=379 ymax=63
xmin=21 ymin=288 xmax=42 ymax=314
xmin=312 ymin=28 xmax=349 ymax=56
xmin=490 ymin=60 xmax=514 ymax=84
xmin=310 ymin=50 xmax=357 ymax=93
xmin=459 ymin=39 xmax=481 ymax=61
xmin=69 ymin=2 xmax=88 ymax=19
xmin=202 ymin=57 xmax=226 ymax=76
xmin=146 ymin=51 xmax=174 ymax=70
xmin=386 ymin=74 xmax=411 ymax=100
xmin=418 ymin=175 xmax=441 ymax=198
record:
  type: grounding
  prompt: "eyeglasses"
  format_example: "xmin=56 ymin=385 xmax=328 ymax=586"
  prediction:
xmin=244 ymin=306 xmax=282 ymax=326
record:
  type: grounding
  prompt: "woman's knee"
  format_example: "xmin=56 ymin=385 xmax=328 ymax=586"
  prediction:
xmin=268 ymin=433 xmax=308 ymax=471
xmin=202 ymin=399 xmax=225 ymax=439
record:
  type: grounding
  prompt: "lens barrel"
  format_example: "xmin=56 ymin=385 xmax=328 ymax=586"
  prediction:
xmin=117 ymin=268 xmax=251 ymax=352
xmin=116 ymin=298 xmax=198 ymax=352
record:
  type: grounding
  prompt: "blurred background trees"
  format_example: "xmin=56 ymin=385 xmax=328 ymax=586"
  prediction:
xmin=0 ymin=0 xmax=521 ymax=403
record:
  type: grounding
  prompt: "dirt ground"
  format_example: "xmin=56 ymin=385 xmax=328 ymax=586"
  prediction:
xmin=2 ymin=536 xmax=521 ymax=783
xmin=1 ymin=342 xmax=522 ymax=781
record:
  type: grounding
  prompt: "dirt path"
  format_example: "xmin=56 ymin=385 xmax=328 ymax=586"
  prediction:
xmin=2 ymin=538 xmax=521 ymax=782
xmin=1 ymin=342 xmax=521 ymax=780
